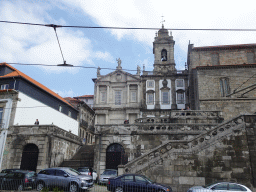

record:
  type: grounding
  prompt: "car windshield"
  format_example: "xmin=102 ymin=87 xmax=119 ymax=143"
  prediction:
xmin=78 ymin=168 xmax=89 ymax=172
xmin=1 ymin=170 xmax=9 ymax=173
xmin=26 ymin=172 xmax=36 ymax=178
xmin=203 ymin=182 xmax=220 ymax=188
xmin=102 ymin=170 xmax=117 ymax=175
xmin=65 ymin=168 xmax=81 ymax=176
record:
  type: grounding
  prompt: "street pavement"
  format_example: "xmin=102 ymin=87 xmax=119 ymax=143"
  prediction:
xmin=90 ymin=184 xmax=108 ymax=192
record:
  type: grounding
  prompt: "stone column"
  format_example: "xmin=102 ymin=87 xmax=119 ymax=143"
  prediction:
xmin=137 ymin=84 xmax=140 ymax=105
xmin=96 ymin=85 xmax=99 ymax=104
xmin=155 ymin=79 xmax=160 ymax=109
xmin=127 ymin=84 xmax=130 ymax=104
xmin=106 ymin=113 xmax=109 ymax=124
xmin=171 ymin=79 xmax=177 ymax=109
xmin=107 ymin=85 xmax=109 ymax=104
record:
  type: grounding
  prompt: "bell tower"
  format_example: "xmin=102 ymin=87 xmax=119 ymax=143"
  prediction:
xmin=153 ymin=24 xmax=176 ymax=73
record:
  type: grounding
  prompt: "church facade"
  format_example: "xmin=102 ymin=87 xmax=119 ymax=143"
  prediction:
xmin=92 ymin=26 xmax=256 ymax=191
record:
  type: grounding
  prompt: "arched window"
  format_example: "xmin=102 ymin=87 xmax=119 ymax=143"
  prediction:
xmin=161 ymin=49 xmax=167 ymax=61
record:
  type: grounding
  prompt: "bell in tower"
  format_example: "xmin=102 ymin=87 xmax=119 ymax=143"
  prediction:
xmin=153 ymin=24 xmax=176 ymax=74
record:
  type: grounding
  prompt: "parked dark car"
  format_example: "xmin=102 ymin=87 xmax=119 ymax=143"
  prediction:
xmin=0 ymin=170 xmax=37 ymax=191
xmin=107 ymin=174 xmax=172 ymax=192
xmin=36 ymin=167 xmax=93 ymax=192
xmin=0 ymin=169 xmax=22 ymax=177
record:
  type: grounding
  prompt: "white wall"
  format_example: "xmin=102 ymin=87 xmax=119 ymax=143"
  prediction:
xmin=14 ymin=92 xmax=79 ymax=135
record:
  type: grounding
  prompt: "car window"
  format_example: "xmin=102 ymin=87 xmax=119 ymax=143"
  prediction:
xmin=1 ymin=170 xmax=8 ymax=173
xmin=121 ymin=175 xmax=134 ymax=182
xmin=56 ymin=170 xmax=66 ymax=177
xmin=46 ymin=170 xmax=55 ymax=175
xmin=26 ymin=172 xmax=36 ymax=178
xmin=65 ymin=168 xmax=81 ymax=176
xmin=135 ymin=176 xmax=148 ymax=183
xmin=213 ymin=183 xmax=228 ymax=190
xmin=5 ymin=173 xmax=15 ymax=178
xmin=103 ymin=170 xmax=117 ymax=175
xmin=78 ymin=168 xmax=89 ymax=172
xmin=14 ymin=172 xmax=24 ymax=179
xmin=229 ymin=184 xmax=247 ymax=191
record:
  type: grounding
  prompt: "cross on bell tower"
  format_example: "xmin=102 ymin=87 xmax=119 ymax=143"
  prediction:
xmin=153 ymin=18 xmax=176 ymax=73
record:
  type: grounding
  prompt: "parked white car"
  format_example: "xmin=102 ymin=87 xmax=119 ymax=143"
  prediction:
xmin=187 ymin=182 xmax=252 ymax=192
xmin=77 ymin=167 xmax=97 ymax=182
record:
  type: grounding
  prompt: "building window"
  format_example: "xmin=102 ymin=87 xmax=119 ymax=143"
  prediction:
xmin=1 ymin=84 xmax=9 ymax=90
xmin=131 ymin=91 xmax=137 ymax=102
xmin=212 ymin=53 xmax=219 ymax=65
xmin=147 ymin=80 xmax=154 ymax=88
xmin=115 ymin=90 xmax=122 ymax=105
xmin=247 ymin=52 xmax=255 ymax=64
xmin=162 ymin=91 xmax=169 ymax=104
xmin=147 ymin=93 xmax=154 ymax=104
xmin=161 ymin=49 xmax=167 ymax=61
xmin=68 ymin=111 xmax=71 ymax=117
xmin=177 ymin=92 xmax=185 ymax=104
xmin=100 ymin=91 xmax=106 ymax=103
xmin=59 ymin=105 xmax=62 ymax=112
xmin=176 ymin=79 xmax=184 ymax=88
xmin=220 ymin=78 xmax=230 ymax=97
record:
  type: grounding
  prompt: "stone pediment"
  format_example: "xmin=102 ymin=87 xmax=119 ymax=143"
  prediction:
xmin=100 ymin=125 xmax=132 ymax=135
xmin=97 ymin=70 xmax=140 ymax=83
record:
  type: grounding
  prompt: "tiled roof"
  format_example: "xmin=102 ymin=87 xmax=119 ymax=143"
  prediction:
xmin=193 ymin=43 xmax=256 ymax=51
xmin=0 ymin=62 xmax=74 ymax=108
xmin=76 ymin=95 xmax=94 ymax=98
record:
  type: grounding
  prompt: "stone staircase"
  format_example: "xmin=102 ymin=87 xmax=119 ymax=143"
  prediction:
xmin=122 ymin=115 xmax=245 ymax=174
xmin=60 ymin=145 xmax=94 ymax=169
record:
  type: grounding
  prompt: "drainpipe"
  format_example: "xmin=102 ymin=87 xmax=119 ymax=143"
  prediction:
xmin=0 ymin=99 xmax=13 ymax=170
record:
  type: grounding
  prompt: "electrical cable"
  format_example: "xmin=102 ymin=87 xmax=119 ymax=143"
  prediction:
xmin=1 ymin=20 xmax=256 ymax=31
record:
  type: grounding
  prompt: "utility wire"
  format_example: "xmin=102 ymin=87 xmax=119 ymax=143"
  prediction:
xmin=53 ymin=26 xmax=65 ymax=64
xmin=1 ymin=20 xmax=256 ymax=31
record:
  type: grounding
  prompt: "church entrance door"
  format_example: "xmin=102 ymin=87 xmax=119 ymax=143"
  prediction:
xmin=106 ymin=143 xmax=127 ymax=170
xmin=20 ymin=144 xmax=39 ymax=172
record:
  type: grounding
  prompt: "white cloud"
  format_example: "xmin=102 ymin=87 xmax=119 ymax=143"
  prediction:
xmin=53 ymin=89 xmax=76 ymax=98
xmin=61 ymin=0 xmax=256 ymax=53
xmin=0 ymin=0 xmax=114 ymax=74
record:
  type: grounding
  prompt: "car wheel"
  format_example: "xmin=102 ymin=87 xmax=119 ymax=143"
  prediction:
xmin=115 ymin=187 xmax=123 ymax=192
xmin=36 ymin=182 xmax=45 ymax=191
xmin=17 ymin=184 xmax=24 ymax=191
xmin=69 ymin=183 xmax=78 ymax=192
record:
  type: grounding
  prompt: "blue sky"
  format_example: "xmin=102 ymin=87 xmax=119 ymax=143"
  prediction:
xmin=1 ymin=0 xmax=256 ymax=97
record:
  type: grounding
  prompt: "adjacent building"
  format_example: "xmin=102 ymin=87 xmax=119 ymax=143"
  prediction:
xmin=64 ymin=97 xmax=95 ymax=145
xmin=0 ymin=63 xmax=81 ymax=171
xmin=188 ymin=43 xmax=256 ymax=120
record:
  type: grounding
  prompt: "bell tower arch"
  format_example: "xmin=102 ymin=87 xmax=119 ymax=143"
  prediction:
xmin=153 ymin=24 xmax=176 ymax=73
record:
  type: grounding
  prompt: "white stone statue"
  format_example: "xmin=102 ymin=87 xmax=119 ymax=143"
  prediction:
xmin=116 ymin=58 xmax=122 ymax=69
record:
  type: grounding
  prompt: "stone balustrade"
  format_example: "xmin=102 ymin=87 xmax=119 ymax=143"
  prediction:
xmin=121 ymin=115 xmax=245 ymax=174
xmin=9 ymin=125 xmax=82 ymax=144
xmin=170 ymin=110 xmax=222 ymax=118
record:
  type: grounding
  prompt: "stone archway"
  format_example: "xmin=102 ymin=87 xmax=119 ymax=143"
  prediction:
xmin=106 ymin=143 xmax=127 ymax=170
xmin=20 ymin=144 xmax=39 ymax=171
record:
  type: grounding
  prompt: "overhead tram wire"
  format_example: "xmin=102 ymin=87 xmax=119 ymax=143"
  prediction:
xmin=1 ymin=20 xmax=256 ymax=31
xmin=6 ymin=63 xmax=138 ymax=72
